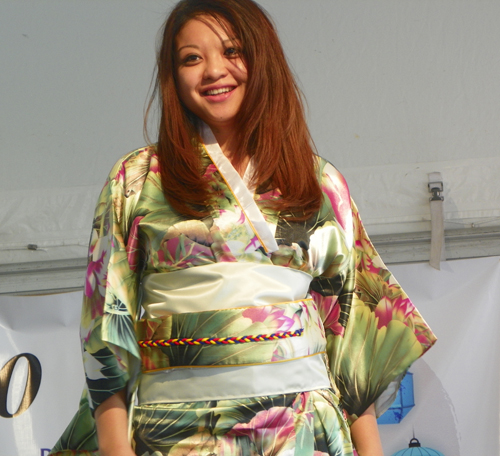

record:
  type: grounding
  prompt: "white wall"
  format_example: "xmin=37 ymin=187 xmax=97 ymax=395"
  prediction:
xmin=380 ymin=256 xmax=500 ymax=455
xmin=1 ymin=0 xmax=499 ymax=265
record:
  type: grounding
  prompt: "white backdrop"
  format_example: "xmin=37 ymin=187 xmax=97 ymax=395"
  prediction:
xmin=1 ymin=256 xmax=499 ymax=456
xmin=378 ymin=256 xmax=500 ymax=455
xmin=0 ymin=293 xmax=83 ymax=456
xmin=1 ymin=0 xmax=499 ymax=267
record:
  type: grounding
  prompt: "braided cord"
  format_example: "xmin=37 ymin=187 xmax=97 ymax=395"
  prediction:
xmin=138 ymin=328 xmax=304 ymax=348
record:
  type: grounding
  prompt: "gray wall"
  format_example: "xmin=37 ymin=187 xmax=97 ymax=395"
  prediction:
xmin=1 ymin=1 xmax=499 ymax=254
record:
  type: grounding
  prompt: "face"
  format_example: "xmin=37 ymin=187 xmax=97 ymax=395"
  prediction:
xmin=175 ymin=17 xmax=248 ymax=134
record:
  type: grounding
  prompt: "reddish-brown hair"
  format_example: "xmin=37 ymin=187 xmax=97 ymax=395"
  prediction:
xmin=145 ymin=0 xmax=322 ymax=219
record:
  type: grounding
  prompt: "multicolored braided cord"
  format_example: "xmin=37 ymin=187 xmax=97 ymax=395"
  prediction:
xmin=138 ymin=328 xmax=304 ymax=348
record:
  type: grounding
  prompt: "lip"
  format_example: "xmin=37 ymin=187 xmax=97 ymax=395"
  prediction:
xmin=201 ymin=85 xmax=236 ymax=102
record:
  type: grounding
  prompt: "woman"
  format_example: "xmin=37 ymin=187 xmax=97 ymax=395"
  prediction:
xmin=50 ymin=1 xmax=436 ymax=455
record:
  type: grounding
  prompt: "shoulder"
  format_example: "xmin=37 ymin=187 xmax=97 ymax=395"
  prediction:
xmin=101 ymin=145 xmax=159 ymax=197
xmin=107 ymin=145 xmax=157 ymax=181
xmin=316 ymin=156 xmax=353 ymax=232
xmin=316 ymin=156 xmax=351 ymax=208
xmin=316 ymin=156 xmax=348 ymax=190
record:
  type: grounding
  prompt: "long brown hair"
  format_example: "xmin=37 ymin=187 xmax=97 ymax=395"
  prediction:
xmin=145 ymin=0 xmax=322 ymax=219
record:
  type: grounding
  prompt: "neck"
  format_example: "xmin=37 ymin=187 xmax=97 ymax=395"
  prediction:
xmin=210 ymin=126 xmax=249 ymax=177
xmin=211 ymin=128 xmax=234 ymax=156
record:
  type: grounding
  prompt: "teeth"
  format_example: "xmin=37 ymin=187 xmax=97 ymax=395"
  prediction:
xmin=205 ymin=87 xmax=232 ymax=95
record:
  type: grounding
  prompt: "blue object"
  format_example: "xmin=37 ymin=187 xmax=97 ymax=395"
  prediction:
xmin=391 ymin=438 xmax=444 ymax=456
xmin=377 ymin=372 xmax=414 ymax=424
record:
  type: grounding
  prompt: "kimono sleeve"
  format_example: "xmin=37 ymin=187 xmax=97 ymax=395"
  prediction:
xmin=49 ymin=155 xmax=143 ymax=455
xmin=310 ymin=162 xmax=436 ymax=421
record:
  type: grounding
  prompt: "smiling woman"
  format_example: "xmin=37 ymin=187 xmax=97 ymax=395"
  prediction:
xmin=175 ymin=17 xmax=248 ymax=144
xmin=48 ymin=1 xmax=436 ymax=456
xmin=151 ymin=0 xmax=324 ymax=219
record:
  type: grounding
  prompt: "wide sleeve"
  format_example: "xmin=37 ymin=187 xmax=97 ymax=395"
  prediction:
xmin=49 ymin=153 xmax=145 ymax=455
xmin=310 ymin=162 xmax=436 ymax=421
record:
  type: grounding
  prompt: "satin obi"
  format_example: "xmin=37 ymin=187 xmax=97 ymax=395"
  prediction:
xmin=136 ymin=263 xmax=332 ymax=404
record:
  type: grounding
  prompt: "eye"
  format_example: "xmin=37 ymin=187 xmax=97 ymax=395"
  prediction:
xmin=224 ymin=47 xmax=240 ymax=58
xmin=181 ymin=54 xmax=201 ymax=65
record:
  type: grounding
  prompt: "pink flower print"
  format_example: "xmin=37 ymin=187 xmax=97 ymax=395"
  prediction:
xmin=242 ymin=306 xmax=297 ymax=332
xmin=236 ymin=208 xmax=246 ymax=225
xmin=355 ymin=235 xmax=376 ymax=259
xmin=311 ymin=290 xmax=344 ymax=336
xmin=149 ymin=152 xmax=160 ymax=173
xmin=159 ymin=225 xmax=216 ymax=269
xmin=126 ymin=216 xmax=144 ymax=272
xmin=356 ymin=249 xmax=381 ymax=275
xmin=228 ymin=407 xmax=296 ymax=456
xmin=245 ymin=235 xmax=262 ymax=253
xmin=374 ymin=295 xmax=416 ymax=329
xmin=165 ymin=237 xmax=181 ymax=263
xmin=203 ymin=163 xmax=218 ymax=179
xmin=158 ymin=237 xmax=192 ymax=269
xmin=157 ymin=246 xmax=166 ymax=266
xmin=242 ymin=306 xmax=271 ymax=323
xmin=416 ymin=330 xmax=434 ymax=347
xmin=321 ymin=168 xmax=350 ymax=231
xmin=115 ymin=162 xmax=126 ymax=184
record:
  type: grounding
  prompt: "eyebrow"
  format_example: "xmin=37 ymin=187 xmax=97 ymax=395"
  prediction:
xmin=177 ymin=39 xmax=236 ymax=53
xmin=177 ymin=44 xmax=199 ymax=53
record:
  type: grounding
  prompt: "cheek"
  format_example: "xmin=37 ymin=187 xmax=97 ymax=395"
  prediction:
xmin=235 ymin=61 xmax=248 ymax=82
xmin=239 ymin=69 xmax=248 ymax=84
xmin=176 ymin=71 xmax=197 ymax=106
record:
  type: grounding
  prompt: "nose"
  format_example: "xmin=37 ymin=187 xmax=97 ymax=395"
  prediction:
xmin=203 ymin=54 xmax=228 ymax=80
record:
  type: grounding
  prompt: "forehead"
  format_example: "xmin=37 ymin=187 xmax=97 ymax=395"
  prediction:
xmin=176 ymin=16 xmax=236 ymax=48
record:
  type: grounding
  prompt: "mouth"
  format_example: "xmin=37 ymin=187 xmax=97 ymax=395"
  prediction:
xmin=203 ymin=86 xmax=235 ymax=96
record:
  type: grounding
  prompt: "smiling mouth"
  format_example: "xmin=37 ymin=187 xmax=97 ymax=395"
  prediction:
xmin=203 ymin=87 xmax=234 ymax=96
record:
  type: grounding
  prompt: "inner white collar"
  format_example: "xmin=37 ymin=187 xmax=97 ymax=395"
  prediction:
xmin=200 ymin=123 xmax=278 ymax=253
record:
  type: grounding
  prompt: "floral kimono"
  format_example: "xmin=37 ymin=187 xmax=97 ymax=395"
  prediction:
xmin=50 ymin=126 xmax=436 ymax=456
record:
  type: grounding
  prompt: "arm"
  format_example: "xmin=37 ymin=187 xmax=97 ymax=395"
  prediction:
xmin=95 ymin=389 xmax=135 ymax=456
xmin=314 ymin=162 xmax=434 ymax=455
xmin=349 ymin=403 xmax=384 ymax=456
xmin=49 ymin=152 xmax=148 ymax=455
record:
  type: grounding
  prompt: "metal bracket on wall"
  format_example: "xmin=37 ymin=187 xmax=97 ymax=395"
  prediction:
xmin=428 ymin=172 xmax=445 ymax=270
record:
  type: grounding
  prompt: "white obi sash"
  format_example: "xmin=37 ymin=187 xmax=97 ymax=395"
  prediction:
xmin=137 ymin=263 xmax=332 ymax=404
